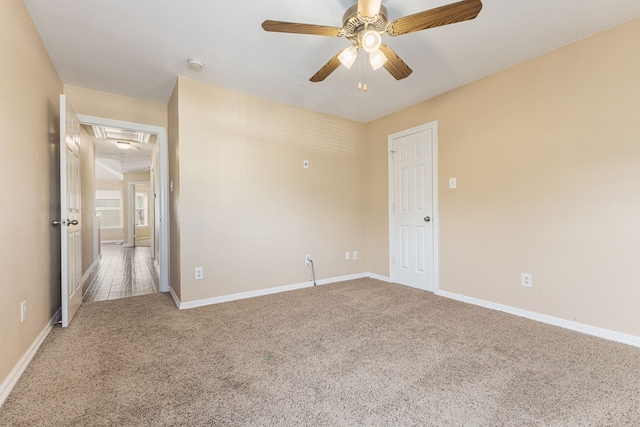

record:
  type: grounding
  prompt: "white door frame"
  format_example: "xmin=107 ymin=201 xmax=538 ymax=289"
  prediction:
xmin=78 ymin=114 xmax=170 ymax=293
xmin=388 ymin=121 xmax=440 ymax=292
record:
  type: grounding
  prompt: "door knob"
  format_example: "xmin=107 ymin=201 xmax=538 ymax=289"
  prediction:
xmin=68 ymin=219 xmax=79 ymax=225
xmin=52 ymin=220 xmax=62 ymax=226
xmin=424 ymin=216 xmax=431 ymax=222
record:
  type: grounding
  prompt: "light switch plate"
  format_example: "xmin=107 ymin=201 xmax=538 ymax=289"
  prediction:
xmin=449 ymin=177 xmax=457 ymax=189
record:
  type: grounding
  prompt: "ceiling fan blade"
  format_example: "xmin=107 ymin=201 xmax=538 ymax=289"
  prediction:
xmin=358 ymin=0 xmax=382 ymax=18
xmin=262 ymin=20 xmax=342 ymax=37
xmin=387 ymin=0 xmax=482 ymax=36
xmin=379 ymin=44 xmax=413 ymax=80
xmin=310 ymin=53 xmax=342 ymax=82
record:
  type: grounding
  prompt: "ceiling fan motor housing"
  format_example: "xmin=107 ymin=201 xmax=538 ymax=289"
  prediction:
xmin=343 ymin=4 xmax=388 ymax=46
xmin=261 ymin=0 xmax=483 ymax=82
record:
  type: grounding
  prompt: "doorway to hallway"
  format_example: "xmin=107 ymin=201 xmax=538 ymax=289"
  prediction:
xmin=83 ymin=243 xmax=158 ymax=302
xmin=79 ymin=114 xmax=169 ymax=294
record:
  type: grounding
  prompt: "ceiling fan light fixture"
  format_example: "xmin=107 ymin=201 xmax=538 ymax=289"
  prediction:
xmin=361 ymin=30 xmax=381 ymax=53
xmin=369 ymin=49 xmax=387 ymax=70
xmin=116 ymin=141 xmax=132 ymax=150
xmin=338 ymin=45 xmax=358 ymax=69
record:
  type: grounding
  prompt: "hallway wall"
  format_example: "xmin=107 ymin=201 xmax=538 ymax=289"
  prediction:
xmin=365 ymin=16 xmax=640 ymax=338
xmin=0 ymin=0 xmax=63 ymax=395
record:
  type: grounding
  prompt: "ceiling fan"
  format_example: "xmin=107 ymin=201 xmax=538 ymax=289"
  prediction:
xmin=262 ymin=0 xmax=483 ymax=84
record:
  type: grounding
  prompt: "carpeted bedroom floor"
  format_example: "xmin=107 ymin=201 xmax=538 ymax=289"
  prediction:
xmin=1 ymin=278 xmax=639 ymax=426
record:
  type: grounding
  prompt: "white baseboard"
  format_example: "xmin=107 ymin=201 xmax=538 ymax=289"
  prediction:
xmin=100 ymin=240 xmax=122 ymax=244
xmin=369 ymin=273 xmax=392 ymax=282
xmin=173 ymin=273 xmax=376 ymax=310
xmin=171 ymin=274 xmax=640 ymax=347
xmin=436 ymin=289 xmax=640 ymax=349
xmin=0 ymin=308 xmax=60 ymax=407
xmin=81 ymin=254 xmax=101 ymax=286
xmin=164 ymin=275 xmax=640 ymax=349
xmin=315 ymin=272 xmax=369 ymax=286
xmin=168 ymin=286 xmax=181 ymax=308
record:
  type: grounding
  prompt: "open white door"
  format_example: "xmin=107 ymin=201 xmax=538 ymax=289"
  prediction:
xmin=59 ymin=95 xmax=83 ymax=327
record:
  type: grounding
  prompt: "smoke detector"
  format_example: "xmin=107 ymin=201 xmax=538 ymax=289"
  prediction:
xmin=187 ymin=57 xmax=205 ymax=71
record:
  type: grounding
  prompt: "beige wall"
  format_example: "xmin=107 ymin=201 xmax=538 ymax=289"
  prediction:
xmin=168 ymin=83 xmax=182 ymax=299
xmin=4 ymin=0 xmax=639 ymax=395
xmin=80 ymin=126 xmax=98 ymax=275
xmin=133 ymin=184 xmax=151 ymax=240
xmin=122 ymin=172 xmax=151 ymax=246
xmin=174 ymin=77 xmax=367 ymax=303
xmin=366 ymin=17 xmax=640 ymax=337
xmin=64 ymin=85 xmax=167 ymax=128
xmin=0 ymin=0 xmax=63 ymax=391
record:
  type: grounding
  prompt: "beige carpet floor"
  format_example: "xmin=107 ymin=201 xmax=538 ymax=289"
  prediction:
xmin=1 ymin=278 xmax=640 ymax=426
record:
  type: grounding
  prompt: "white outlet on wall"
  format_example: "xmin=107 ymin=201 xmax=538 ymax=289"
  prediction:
xmin=20 ymin=301 xmax=27 ymax=323
xmin=195 ymin=267 xmax=204 ymax=280
xmin=353 ymin=251 xmax=358 ymax=260
xmin=345 ymin=251 xmax=350 ymax=260
xmin=303 ymin=160 xmax=309 ymax=169
xmin=522 ymin=273 xmax=532 ymax=288
xmin=305 ymin=254 xmax=312 ymax=265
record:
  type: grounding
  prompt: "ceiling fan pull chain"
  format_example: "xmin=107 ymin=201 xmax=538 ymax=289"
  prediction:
xmin=363 ymin=53 xmax=368 ymax=92
xmin=358 ymin=49 xmax=363 ymax=90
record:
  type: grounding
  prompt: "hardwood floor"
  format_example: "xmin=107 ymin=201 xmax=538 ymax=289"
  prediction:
xmin=83 ymin=243 xmax=159 ymax=302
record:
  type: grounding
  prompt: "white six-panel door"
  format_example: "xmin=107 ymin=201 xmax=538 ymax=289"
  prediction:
xmin=60 ymin=95 xmax=83 ymax=327
xmin=390 ymin=123 xmax=436 ymax=291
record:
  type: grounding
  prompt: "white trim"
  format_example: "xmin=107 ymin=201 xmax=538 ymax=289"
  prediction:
xmin=100 ymin=240 xmax=123 ymax=244
xmin=0 ymin=309 xmax=60 ymax=407
xmin=315 ymin=272 xmax=368 ymax=286
xmin=177 ymin=282 xmax=314 ymax=310
xmin=81 ymin=254 xmax=102 ymax=286
xmin=437 ymin=289 xmax=640 ymax=349
xmin=432 ymin=129 xmax=440 ymax=293
xmin=387 ymin=139 xmax=395 ymax=282
xmin=368 ymin=273 xmax=391 ymax=282
xmin=172 ymin=273 xmax=371 ymax=310
xmin=77 ymin=114 xmax=170 ymax=293
xmin=169 ymin=286 xmax=181 ymax=308
xmin=387 ymin=121 xmax=439 ymax=292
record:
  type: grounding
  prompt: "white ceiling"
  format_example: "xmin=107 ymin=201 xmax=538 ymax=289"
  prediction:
xmin=87 ymin=125 xmax=155 ymax=181
xmin=24 ymin=0 xmax=640 ymax=123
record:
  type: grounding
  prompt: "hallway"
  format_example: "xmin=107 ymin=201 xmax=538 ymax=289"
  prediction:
xmin=83 ymin=243 xmax=159 ymax=302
